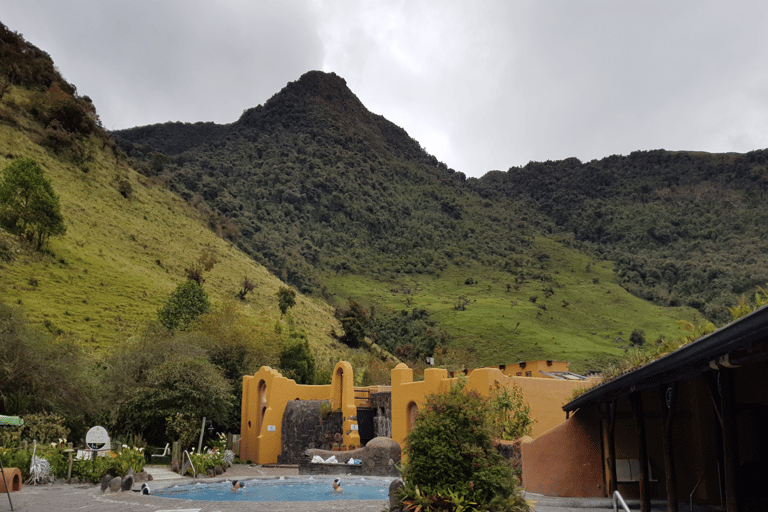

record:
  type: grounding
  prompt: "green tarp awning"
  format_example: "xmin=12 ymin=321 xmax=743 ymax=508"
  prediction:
xmin=0 ymin=416 xmax=23 ymax=426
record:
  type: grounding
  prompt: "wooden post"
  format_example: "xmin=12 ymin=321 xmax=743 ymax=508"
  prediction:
xmin=607 ymin=400 xmax=618 ymax=496
xmin=197 ymin=417 xmax=206 ymax=453
xmin=719 ymin=370 xmax=739 ymax=512
xmin=630 ymin=391 xmax=651 ymax=512
xmin=171 ymin=441 xmax=180 ymax=469
xmin=659 ymin=383 xmax=678 ymax=512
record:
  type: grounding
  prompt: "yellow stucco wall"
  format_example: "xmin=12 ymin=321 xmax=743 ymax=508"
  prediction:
xmin=241 ymin=359 xmax=591 ymax=464
xmin=497 ymin=360 xmax=570 ymax=377
xmin=240 ymin=361 xmax=360 ymax=464
xmin=390 ymin=363 xmax=590 ymax=447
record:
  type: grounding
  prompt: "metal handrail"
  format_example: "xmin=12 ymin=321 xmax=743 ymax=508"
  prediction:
xmin=183 ymin=450 xmax=196 ymax=478
xmin=690 ymin=460 xmax=721 ymax=511
xmin=613 ymin=490 xmax=631 ymax=512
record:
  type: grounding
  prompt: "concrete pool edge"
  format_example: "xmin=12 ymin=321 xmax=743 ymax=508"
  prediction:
xmin=151 ymin=473 xmax=396 ymax=502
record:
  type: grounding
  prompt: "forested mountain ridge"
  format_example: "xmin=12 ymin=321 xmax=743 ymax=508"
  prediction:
xmin=116 ymin=71 xmax=531 ymax=296
xmin=471 ymin=150 xmax=768 ymax=322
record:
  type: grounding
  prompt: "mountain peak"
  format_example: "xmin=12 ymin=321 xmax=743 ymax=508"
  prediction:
xmin=233 ymin=71 xmax=428 ymax=162
xmin=236 ymin=70 xmax=369 ymax=129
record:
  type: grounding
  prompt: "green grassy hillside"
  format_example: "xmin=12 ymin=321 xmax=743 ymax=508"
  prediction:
xmin=0 ymin=85 xmax=355 ymax=366
xmin=325 ymin=236 xmax=697 ymax=374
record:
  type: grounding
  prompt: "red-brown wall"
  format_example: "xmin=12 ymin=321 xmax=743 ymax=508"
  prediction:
xmin=521 ymin=407 xmax=605 ymax=497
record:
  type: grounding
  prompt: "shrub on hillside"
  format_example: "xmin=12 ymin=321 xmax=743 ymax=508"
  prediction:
xmin=0 ymin=304 xmax=96 ymax=420
xmin=158 ymin=280 xmax=211 ymax=330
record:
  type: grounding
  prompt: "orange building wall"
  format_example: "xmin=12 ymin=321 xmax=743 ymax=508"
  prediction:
xmin=521 ymin=408 xmax=605 ymax=497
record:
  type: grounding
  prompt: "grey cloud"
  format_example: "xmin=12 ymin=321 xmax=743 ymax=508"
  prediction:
xmin=3 ymin=0 xmax=768 ymax=177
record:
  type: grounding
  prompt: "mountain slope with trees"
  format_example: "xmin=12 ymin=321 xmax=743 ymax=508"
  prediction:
xmin=114 ymin=71 xmax=739 ymax=373
xmin=470 ymin=151 xmax=768 ymax=323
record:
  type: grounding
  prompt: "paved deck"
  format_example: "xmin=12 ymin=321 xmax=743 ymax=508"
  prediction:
xmin=2 ymin=465 xmax=726 ymax=512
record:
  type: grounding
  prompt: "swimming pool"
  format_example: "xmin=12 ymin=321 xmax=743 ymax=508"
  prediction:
xmin=152 ymin=477 xmax=393 ymax=502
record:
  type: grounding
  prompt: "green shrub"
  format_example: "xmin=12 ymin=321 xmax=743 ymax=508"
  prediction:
xmin=20 ymin=412 xmax=69 ymax=444
xmin=0 ymin=446 xmax=32 ymax=478
xmin=165 ymin=413 xmax=200 ymax=452
xmin=276 ymin=286 xmax=296 ymax=315
xmin=400 ymin=378 xmax=530 ymax=511
xmin=486 ymin=382 xmax=533 ymax=441
xmin=187 ymin=449 xmax=224 ymax=476
xmin=278 ymin=331 xmax=315 ymax=384
xmin=158 ymin=280 xmax=211 ymax=330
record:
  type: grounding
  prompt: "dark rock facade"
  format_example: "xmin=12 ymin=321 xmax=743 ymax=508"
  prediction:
xmin=370 ymin=391 xmax=392 ymax=438
xmin=277 ymin=399 xmax=343 ymax=464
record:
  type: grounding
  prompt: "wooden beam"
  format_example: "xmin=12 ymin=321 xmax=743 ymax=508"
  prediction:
xmin=630 ymin=391 xmax=651 ymax=512
xmin=719 ymin=369 xmax=739 ymax=512
xmin=659 ymin=383 xmax=678 ymax=512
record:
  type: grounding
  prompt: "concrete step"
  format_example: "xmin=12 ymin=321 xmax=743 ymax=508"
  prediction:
xmin=144 ymin=465 xmax=183 ymax=481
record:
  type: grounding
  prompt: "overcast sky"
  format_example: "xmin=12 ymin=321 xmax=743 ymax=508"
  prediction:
xmin=3 ymin=1 xmax=767 ymax=178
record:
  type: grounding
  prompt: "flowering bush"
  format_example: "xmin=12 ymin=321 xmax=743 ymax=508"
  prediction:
xmin=187 ymin=448 xmax=224 ymax=476
xmin=0 ymin=446 xmax=32 ymax=478
xmin=113 ymin=447 xmax=146 ymax=476
xmin=207 ymin=432 xmax=227 ymax=452
xmin=0 ymin=439 xmax=145 ymax=483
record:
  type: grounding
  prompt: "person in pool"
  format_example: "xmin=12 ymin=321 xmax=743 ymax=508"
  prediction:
xmin=332 ymin=478 xmax=342 ymax=493
xmin=231 ymin=480 xmax=244 ymax=493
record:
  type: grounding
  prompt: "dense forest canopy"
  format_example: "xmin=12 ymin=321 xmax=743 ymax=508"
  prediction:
xmin=116 ymin=71 xmax=538 ymax=296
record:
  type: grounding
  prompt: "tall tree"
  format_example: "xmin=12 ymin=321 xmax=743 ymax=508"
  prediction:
xmin=0 ymin=158 xmax=66 ymax=249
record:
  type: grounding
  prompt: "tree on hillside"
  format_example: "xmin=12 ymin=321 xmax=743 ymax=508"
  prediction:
xmin=334 ymin=300 xmax=369 ymax=348
xmin=0 ymin=158 xmax=66 ymax=250
xmin=116 ymin=356 xmax=233 ymax=445
xmin=276 ymin=286 xmax=296 ymax=316
xmin=278 ymin=331 xmax=316 ymax=384
xmin=158 ymin=280 xmax=211 ymax=330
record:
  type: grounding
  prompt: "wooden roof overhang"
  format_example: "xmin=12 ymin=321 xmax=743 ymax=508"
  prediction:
xmin=563 ymin=304 xmax=768 ymax=413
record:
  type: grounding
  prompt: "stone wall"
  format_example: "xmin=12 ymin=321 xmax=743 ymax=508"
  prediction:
xmin=277 ymin=400 xmax=343 ymax=464
xmin=299 ymin=436 xmax=401 ymax=477
xmin=370 ymin=391 xmax=392 ymax=438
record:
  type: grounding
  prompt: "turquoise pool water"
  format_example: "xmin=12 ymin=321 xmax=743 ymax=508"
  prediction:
xmin=153 ymin=477 xmax=393 ymax=502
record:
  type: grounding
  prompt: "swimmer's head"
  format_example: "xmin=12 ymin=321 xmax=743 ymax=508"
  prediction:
xmin=332 ymin=478 xmax=342 ymax=491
